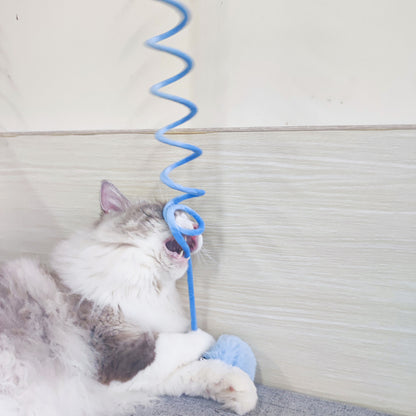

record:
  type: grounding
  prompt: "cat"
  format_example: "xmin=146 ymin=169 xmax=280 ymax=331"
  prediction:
xmin=0 ymin=181 xmax=257 ymax=416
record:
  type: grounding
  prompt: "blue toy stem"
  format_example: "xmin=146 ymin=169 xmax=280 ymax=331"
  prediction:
xmin=146 ymin=0 xmax=202 ymax=331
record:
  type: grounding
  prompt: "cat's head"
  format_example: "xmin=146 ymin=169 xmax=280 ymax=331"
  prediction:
xmin=51 ymin=181 xmax=202 ymax=329
xmin=95 ymin=181 xmax=202 ymax=282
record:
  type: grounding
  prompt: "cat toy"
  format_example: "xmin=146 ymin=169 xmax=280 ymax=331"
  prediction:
xmin=146 ymin=0 xmax=256 ymax=380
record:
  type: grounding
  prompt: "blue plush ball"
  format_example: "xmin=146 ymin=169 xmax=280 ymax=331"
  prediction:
xmin=202 ymin=334 xmax=256 ymax=380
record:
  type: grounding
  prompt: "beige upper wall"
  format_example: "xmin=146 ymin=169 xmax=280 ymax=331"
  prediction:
xmin=1 ymin=0 xmax=416 ymax=131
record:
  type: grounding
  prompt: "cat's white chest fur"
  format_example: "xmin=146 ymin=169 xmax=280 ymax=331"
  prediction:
xmin=121 ymin=289 xmax=189 ymax=333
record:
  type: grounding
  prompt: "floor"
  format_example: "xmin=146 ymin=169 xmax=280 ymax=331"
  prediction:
xmin=136 ymin=384 xmax=393 ymax=416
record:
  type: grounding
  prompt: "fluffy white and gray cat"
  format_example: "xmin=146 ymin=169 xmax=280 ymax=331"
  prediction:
xmin=0 ymin=181 xmax=257 ymax=416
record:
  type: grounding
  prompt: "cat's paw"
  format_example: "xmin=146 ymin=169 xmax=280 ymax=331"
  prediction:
xmin=207 ymin=364 xmax=258 ymax=415
xmin=188 ymin=329 xmax=215 ymax=359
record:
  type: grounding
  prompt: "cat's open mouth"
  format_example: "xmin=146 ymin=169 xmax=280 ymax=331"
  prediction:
xmin=164 ymin=235 xmax=199 ymax=259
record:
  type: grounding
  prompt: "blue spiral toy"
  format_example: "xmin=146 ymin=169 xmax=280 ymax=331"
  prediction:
xmin=146 ymin=0 xmax=256 ymax=380
xmin=145 ymin=0 xmax=203 ymax=332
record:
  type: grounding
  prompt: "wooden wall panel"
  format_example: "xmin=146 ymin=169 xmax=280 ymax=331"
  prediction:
xmin=0 ymin=128 xmax=415 ymax=415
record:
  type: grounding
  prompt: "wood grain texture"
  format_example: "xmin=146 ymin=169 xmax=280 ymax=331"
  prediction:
xmin=0 ymin=129 xmax=415 ymax=415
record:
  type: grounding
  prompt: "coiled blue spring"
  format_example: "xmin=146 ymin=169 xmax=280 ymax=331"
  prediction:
xmin=146 ymin=0 xmax=203 ymax=331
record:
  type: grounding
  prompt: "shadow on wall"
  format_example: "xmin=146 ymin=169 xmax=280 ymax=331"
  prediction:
xmin=0 ymin=140 xmax=61 ymax=262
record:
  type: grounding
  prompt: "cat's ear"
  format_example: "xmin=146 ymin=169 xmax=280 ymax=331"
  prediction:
xmin=100 ymin=181 xmax=131 ymax=214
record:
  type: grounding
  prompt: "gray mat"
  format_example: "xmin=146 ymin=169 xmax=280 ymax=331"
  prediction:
xmin=135 ymin=385 xmax=392 ymax=415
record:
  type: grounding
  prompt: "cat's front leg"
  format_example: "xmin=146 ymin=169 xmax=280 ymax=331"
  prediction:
xmin=159 ymin=359 xmax=258 ymax=415
xmin=154 ymin=329 xmax=216 ymax=373
xmin=124 ymin=329 xmax=215 ymax=391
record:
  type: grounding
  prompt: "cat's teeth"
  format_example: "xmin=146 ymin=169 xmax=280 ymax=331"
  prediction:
xmin=179 ymin=250 xmax=184 ymax=257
